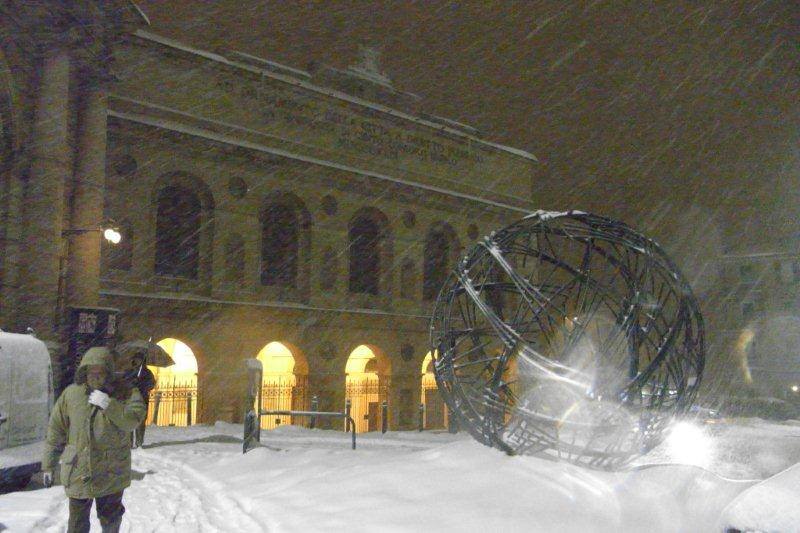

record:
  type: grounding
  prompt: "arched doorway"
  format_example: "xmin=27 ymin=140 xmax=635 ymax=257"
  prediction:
xmin=345 ymin=345 xmax=389 ymax=433
xmin=257 ymin=341 xmax=308 ymax=429
xmin=421 ymin=351 xmax=447 ymax=429
xmin=147 ymin=338 xmax=198 ymax=427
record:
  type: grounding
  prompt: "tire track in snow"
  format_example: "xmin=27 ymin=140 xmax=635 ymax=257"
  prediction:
xmin=33 ymin=450 xmax=266 ymax=533
xmin=128 ymin=449 xmax=266 ymax=532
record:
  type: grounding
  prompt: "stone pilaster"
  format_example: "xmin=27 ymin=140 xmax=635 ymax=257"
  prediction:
xmin=65 ymin=76 xmax=107 ymax=310
xmin=16 ymin=48 xmax=71 ymax=338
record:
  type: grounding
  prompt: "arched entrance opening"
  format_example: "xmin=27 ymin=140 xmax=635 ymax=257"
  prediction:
xmin=421 ymin=351 xmax=448 ymax=429
xmin=147 ymin=338 xmax=198 ymax=426
xmin=256 ymin=341 xmax=308 ymax=429
xmin=345 ymin=345 xmax=389 ymax=433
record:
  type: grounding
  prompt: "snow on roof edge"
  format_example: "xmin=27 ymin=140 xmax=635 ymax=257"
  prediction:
xmin=230 ymin=51 xmax=311 ymax=79
xmin=130 ymin=29 xmax=538 ymax=162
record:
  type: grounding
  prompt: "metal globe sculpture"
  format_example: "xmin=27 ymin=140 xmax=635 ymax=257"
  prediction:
xmin=430 ymin=211 xmax=705 ymax=469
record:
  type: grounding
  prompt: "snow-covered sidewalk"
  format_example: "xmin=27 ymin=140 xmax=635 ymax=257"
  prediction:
xmin=1 ymin=419 xmax=799 ymax=532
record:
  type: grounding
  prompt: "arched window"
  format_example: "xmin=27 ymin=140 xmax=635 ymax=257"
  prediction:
xmin=155 ymin=185 xmax=201 ymax=278
xmin=224 ymin=233 xmax=245 ymax=285
xmin=423 ymin=224 xmax=458 ymax=300
xmin=261 ymin=203 xmax=299 ymax=287
xmin=349 ymin=213 xmax=384 ymax=295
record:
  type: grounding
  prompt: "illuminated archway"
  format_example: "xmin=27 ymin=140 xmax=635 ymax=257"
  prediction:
xmin=421 ymin=351 xmax=448 ymax=429
xmin=147 ymin=338 xmax=198 ymax=427
xmin=345 ymin=345 xmax=389 ymax=433
xmin=257 ymin=341 xmax=308 ymax=429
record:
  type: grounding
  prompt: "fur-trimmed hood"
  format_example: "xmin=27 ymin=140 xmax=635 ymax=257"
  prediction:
xmin=74 ymin=346 xmax=116 ymax=386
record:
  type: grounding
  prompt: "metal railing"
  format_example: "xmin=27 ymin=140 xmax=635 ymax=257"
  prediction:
xmin=244 ymin=409 xmax=357 ymax=453
xmin=259 ymin=377 xmax=308 ymax=429
xmin=147 ymin=379 xmax=197 ymax=427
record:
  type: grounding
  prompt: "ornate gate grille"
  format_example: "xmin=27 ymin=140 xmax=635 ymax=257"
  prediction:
xmin=422 ymin=378 xmax=447 ymax=429
xmin=259 ymin=375 xmax=308 ymax=429
xmin=345 ymin=378 xmax=389 ymax=433
xmin=147 ymin=378 xmax=198 ymax=427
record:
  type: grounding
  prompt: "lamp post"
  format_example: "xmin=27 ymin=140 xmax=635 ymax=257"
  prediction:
xmin=51 ymin=223 xmax=123 ymax=394
xmin=57 ymin=222 xmax=123 ymax=326
xmin=61 ymin=224 xmax=122 ymax=241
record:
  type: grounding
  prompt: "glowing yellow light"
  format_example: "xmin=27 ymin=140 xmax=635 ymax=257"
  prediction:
xmin=147 ymin=338 xmax=198 ymax=427
xmin=257 ymin=341 xmax=296 ymax=374
xmin=421 ymin=351 xmax=435 ymax=375
xmin=345 ymin=345 xmax=375 ymax=374
xmin=256 ymin=342 xmax=297 ymax=429
xmin=421 ymin=351 xmax=436 ymax=389
xmin=103 ymin=228 xmax=122 ymax=244
xmin=345 ymin=345 xmax=381 ymax=433
xmin=152 ymin=338 xmax=198 ymax=379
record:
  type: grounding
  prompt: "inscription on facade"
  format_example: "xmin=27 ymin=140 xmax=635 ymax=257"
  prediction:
xmin=224 ymin=80 xmax=486 ymax=167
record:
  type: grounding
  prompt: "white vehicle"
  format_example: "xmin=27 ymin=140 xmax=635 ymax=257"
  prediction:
xmin=0 ymin=331 xmax=52 ymax=490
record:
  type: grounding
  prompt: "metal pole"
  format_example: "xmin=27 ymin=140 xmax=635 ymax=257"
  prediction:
xmin=347 ymin=415 xmax=356 ymax=450
xmin=381 ymin=401 xmax=388 ymax=434
xmin=310 ymin=395 xmax=319 ymax=429
xmin=418 ymin=402 xmax=425 ymax=432
xmin=186 ymin=393 xmax=193 ymax=426
xmin=345 ymin=398 xmax=352 ymax=432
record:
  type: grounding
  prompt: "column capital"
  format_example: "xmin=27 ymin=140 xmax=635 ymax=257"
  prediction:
xmin=1 ymin=1 xmax=148 ymax=60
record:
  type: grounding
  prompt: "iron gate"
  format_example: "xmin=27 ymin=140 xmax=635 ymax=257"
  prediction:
xmin=147 ymin=378 xmax=198 ymax=427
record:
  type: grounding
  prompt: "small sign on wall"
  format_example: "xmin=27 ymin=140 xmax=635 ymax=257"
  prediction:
xmin=59 ymin=306 xmax=121 ymax=396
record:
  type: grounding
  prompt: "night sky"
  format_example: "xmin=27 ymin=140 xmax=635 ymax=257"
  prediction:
xmin=136 ymin=0 xmax=798 ymax=253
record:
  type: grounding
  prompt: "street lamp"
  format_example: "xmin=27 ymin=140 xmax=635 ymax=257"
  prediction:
xmin=103 ymin=227 xmax=122 ymax=244
xmin=55 ymin=221 xmax=122 ymax=328
xmin=792 ymin=385 xmax=799 ymax=393
xmin=63 ymin=222 xmax=123 ymax=244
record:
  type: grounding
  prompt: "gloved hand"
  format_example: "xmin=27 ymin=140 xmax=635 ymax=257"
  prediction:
xmin=89 ymin=389 xmax=110 ymax=410
xmin=42 ymin=471 xmax=53 ymax=488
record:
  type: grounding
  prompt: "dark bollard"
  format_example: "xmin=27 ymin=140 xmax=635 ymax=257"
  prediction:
xmin=381 ymin=401 xmax=388 ymax=434
xmin=243 ymin=410 xmax=258 ymax=454
xmin=310 ymin=395 xmax=319 ymax=429
xmin=152 ymin=392 xmax=162 ymax=426
xmin=186 ymin=394 xmax=193 ymax=426
xmin=418 ymin=402 xmax=425 ymax=432
xmin=345 ymin=399 xmax=352 ymax=432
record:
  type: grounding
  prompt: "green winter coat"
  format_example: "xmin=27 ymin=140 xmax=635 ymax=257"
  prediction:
xmin=42 ymin=347 xmax=146 ymax=499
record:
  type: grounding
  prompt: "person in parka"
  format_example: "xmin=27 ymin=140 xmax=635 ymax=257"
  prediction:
xmin=42 ymin=346 xmax=146 ymax=533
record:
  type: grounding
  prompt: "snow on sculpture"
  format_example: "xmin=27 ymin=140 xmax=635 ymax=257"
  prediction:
xmin=429 ymin=211 xmax=705 ymax=469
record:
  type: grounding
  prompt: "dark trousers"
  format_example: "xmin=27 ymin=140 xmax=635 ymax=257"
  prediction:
xmin=132 ymin=417 xmax=147 ymax=447
xmin=68 ymin=491 xmax=125 ymax=533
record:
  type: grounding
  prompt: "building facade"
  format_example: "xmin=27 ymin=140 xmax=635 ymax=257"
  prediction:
xmin=0 ymin=3 xmax=537 ymax=429
xmin=3 ymin=3 xmax=792 ymax=429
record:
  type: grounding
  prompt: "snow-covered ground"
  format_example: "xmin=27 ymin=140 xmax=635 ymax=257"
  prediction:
xmin=1 ymin=418 xmax=798 ymax=532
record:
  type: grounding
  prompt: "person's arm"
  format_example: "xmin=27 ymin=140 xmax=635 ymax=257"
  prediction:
xmin=143 ymin=368 xmax=156 ymax=392
xmin=103 ymin=388 xmax=147 ymax=432
xmin=41 ymin=392 xmax=68 ymax=472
